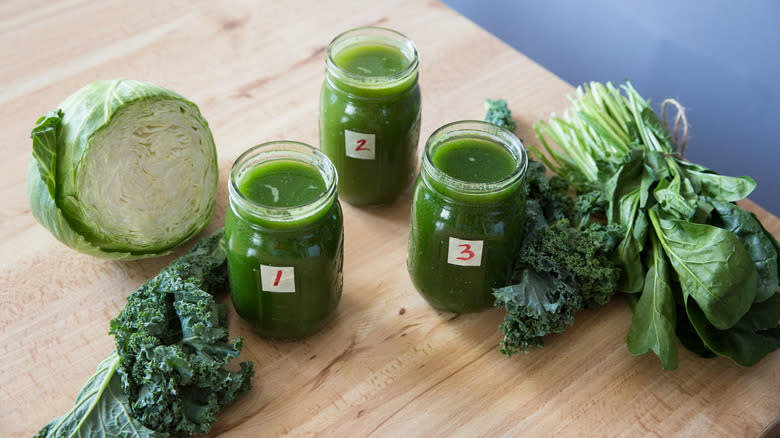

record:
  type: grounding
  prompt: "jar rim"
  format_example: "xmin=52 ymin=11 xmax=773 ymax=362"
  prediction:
xmin=229 ymin=141 xmax=338 ymax=224
xmin=325 ymin=26 xmax=419 ymax=90
xmin=422 ymin=120 xmax=528 ymax=196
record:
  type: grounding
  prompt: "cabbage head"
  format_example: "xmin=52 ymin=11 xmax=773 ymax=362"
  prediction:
xmin=27 ymin=79 xmax=218 ymax=259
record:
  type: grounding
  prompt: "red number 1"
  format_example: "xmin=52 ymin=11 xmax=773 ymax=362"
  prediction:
xmin=456 ymin=244 xmax=475 ymax=261
xmin=355 ymin=139 xmax=369 ymax=151
xmin=273 ymin=269 xmax=282 ymax=286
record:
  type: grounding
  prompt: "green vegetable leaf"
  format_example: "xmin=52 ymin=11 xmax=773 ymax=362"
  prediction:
xmin=35 ymin=353 xmax=167 ymax=438
xmin=638 ymin=151 xmax=670 ymax=209
xmin=626 ymin=235 xmax=678 ymax=370
xmin=710 ymin=199 xmax=779 ymax=302
xmin=685 ymin=293 xmax=780 ymax=367
xmin=484 ymin=98 xmax=517 ymax=132
xmin=760 ymin=223 xmax=780 ymax=280
xmin=650 ymin=208 xmax=756 ymax=329
xmin=653 ymin=172 xmax=696 ymax=220
xmin=37 ymin=230 xmax=253 ymax=438
xmin=494 ymin=269 xmax=582 ymax=355
xmin=674 ymin=300 xmax=717 ymax=359
xmin=495 ymin=214 xmax=621 ymax=356
xmin=614 ymin=189 xmax=646 ymax=293
xmin=605 ymin=149 xmax=644 ymax=224
xmin=534 ymin=80 xmax=778 ymax=368
xmin=677 ymin=160 xmax=757 ymax=202
xmin=30 ymin=109 xmax=62 ymax=200
xmin=493 ymin=157 xmax=621 ymax=356
xmin=110 ymin=229 xmax=253 ymax=437
xmin=639 ymin=104 xmax=676 ymax=153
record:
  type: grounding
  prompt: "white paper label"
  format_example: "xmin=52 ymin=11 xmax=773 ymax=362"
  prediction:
xmin=447 ymin=237 xmax=484 ymax=267
xmin=260 ymin=265 xmax=295 ymax=293
xmin=344 ymin=129 xmax=376 ymax=160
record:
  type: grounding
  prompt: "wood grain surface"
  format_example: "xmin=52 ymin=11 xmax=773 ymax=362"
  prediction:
xmin=1 ymin=1 xmax=778 ymax=437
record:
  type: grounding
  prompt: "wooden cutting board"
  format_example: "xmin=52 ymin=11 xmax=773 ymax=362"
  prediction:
xmin=1 ymin=1 xmax=778 ymax=436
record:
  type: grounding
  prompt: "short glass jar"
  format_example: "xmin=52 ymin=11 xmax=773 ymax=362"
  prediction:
xmin=407 ymin=121 xmax=528 ymax=314
xmin=319 ymin=26 xmax=421 ymax=206
xmin=226 ymin=141 xmax=343 ymax=339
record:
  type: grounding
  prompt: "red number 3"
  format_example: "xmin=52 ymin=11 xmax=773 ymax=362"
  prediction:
xmin=456 ymin=244 xmax=475 ymax=261
xmin=355 ymin=139 xmax=370 ymax=151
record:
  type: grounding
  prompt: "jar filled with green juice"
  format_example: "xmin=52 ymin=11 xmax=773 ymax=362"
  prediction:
xmin=319 ymin=26 xmax=421 ymax=206
xmin=226 ymin=141 xmax=343 ymax=339
xmin=407 ymin=121 xmax=528 ymax=314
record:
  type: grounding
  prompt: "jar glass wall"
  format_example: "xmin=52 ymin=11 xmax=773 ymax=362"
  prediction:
xmin=319 ymin=26 xmax=421 ymax=206
xmin=407 ymin=121 xmax=528 ymax=314
xmin=226 ymin=141 xmax=343 ymax=339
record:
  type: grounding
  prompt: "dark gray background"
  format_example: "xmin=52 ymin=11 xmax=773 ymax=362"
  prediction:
xmin=442 ymin=0 xmax=779 ymax=215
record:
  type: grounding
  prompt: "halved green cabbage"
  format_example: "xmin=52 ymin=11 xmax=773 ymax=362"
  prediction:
xmin=27 ymin=79 xmax=218 ymax=259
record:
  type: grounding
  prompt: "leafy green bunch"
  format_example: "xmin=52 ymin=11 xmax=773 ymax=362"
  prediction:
xmin=494 ymin=160 xmax=622 ymax=355
xmin=534 ymin=81 xmax=780 ymax=369
xmin=36 ymin=230 xmax=254 ymax=437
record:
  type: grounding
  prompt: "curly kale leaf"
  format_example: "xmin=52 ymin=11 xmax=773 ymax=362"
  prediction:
xmin=484 ymin=98 xmax=517 ymax=132
xmin=494 ymin=159 xmax=622 ymax=356
xmin=494 ymin=269 xmax=582 ymax=355
xmin=524 ymin=219 xmax=622 ymax=308
xmin=110 ymin=229 xmax=254 ymax=437
xmin=495 ymin=217 xmax=622 ymax=355
xmin=524 ymin=160 xmax=575 ymax=224
xmin=36 ymin=230 xmax=253 ymax=438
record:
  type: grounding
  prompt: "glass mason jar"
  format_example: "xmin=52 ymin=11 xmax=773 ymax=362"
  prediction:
xmin=226 ymin=141 xmax=343 ymax=339
xmin=407 ymin=121 xmax=528 ymax=314
xmin=319 ymin=26 xmax=421 ymax=206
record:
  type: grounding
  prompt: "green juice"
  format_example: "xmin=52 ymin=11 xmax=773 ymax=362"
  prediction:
xmin=334 ymin=43 xmax=411 ymax=77
xmin=407 ymin=124 xmax=527 ymax=314
xmin=227 ymin=147 xmax=343 ymax=339
xmin=237 ymin=160 xmax=325 ymax=207
xmin=320 ymin=28 xmax=421 ymax=206
xmin=431 ymin=138 xmax=517 ymax=183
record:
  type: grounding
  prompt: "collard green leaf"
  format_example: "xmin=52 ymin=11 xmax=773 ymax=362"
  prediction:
xmin=626 ymin=236 xmax=678 ymax=370
xmin=685 ymin=294 xmax=780 ymax=367
xmin=649 ymin=208 xmax=756 ymax=329
xmin=710 ymin=199 xmax=779 ymax=303
xmin=35 ymin=352 xmax=166 ymax=438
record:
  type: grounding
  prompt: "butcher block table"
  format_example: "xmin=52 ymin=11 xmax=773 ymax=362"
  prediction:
xmin=2 ymin=1 xmax=779 ymax=436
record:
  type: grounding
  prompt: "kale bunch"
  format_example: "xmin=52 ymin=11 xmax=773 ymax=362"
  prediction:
xmin=494 ymin=160 xmax=622 ymax=355
xmin=37 ymin=230 xmax=254 ymax=438
xmin=484 ymin=98 xmax=517 ymax=132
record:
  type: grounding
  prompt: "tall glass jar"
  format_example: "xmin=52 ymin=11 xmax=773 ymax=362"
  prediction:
xmin=407 ymin=121 xmax=528 ymax=314
xmin=226 ymin=141 xmax=343 ymax=339
xmin=319 ymin=26 xmax=421 ymax=206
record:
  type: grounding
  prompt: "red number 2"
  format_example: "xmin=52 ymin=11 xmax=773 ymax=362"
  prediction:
xmin=456 ymin=244 xmax=475 ymax=261
xmin=355 ymin=139 xmax=369 ymax=151
xmin=273 ymin=269 xmax=282 ymax=286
